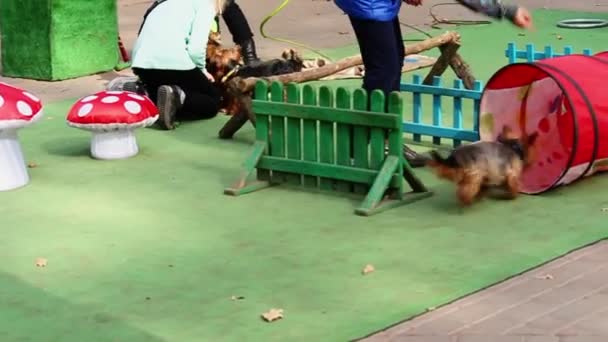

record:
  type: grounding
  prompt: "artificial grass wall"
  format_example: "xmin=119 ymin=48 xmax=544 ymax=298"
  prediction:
xmin=0 ymin=0 xmax=119 ymax=81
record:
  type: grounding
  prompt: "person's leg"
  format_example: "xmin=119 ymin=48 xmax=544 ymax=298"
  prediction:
xmin=348 ymin=16 xmax=426 ymax=167
xmin=393 ymin=18 xmax=406 ymax=92
xmin=133 ymin=68 xmax=221 ymax=130
xmin=349 ymin=16 xmax=402 ymax=98
xmin=133 ymin=68 xmax=183 ymax=129
xmin=389 ymin=19 xmax=427 ymax=167
xmin=221 ymin=0 xmax=260 ymax=65
xmin=174 ymin=68 xmax=222 ymax=120
xmin=132 ymin=68 xmax=163 ymax=103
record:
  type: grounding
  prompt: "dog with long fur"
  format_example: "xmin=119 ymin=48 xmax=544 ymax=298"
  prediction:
xmin=426 ymin=126 xmax=539 ymax=206
xmin=205 ymin=33 xmax=304 ymax=118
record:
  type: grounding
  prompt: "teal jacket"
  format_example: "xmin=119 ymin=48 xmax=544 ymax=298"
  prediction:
xmin=131 ymin=0 xmax=215 ymax=71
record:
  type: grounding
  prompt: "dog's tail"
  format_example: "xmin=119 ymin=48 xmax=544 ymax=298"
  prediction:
xmin=426 ymin=150 xmax=461 ymax=181
xmin=426 ymin=150 xmax=457 ymax=167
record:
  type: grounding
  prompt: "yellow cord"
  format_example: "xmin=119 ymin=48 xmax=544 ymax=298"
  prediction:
xmin=259 ymin=0 xmax=334 ymax=61
xmin=258 ymin=1 xmax=492 ymax=62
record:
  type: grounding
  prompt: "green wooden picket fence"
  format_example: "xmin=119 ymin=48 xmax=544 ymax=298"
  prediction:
xmin=224 ymin=81 xmax=433 ymax=216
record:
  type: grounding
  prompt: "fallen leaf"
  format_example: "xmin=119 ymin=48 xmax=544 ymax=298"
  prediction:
xmin=362 ymin=264 xmax=375 ymax=275
xmin=601 ymin=207 xmax=608 ymax=212
xmin=231 ymin=295 xmax=245 ymax=301
xmin=535 ymin=274 xmax=554 ymax=280
xmin=556 ymin=35 xmax=563 ymax=40
xmin=35 ymin=258 xmax=47 ymax=267
xmin=261 ymin=308 xmax=283 ymax=322
xmin=427 ymin=306 xmax=437 ymax=312
xmin=27 ymin=162 xmax=38 ymax=168
xmin=338 ymin=31 xmax=349 ymax=35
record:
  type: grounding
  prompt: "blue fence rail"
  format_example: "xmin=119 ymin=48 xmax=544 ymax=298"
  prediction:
xmin=396 ymin=43 xmax=598 ymax=147
xmin=505 ymin=42 xmax=593 ymax=64
xmin=399 ymin=75 xmax=483 ymax=147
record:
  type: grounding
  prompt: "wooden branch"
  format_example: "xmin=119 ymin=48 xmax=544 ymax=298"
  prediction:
xmin=219 ymin=110 xmax=250 ymax=139
xmin=219 ymin=31 xmax=468 ymax=139
xmin=218 ymin=85 xmax=256 ymax=139
xmin=423 ymin=42 xmax=460 ymax=85
xmin=238 ymin=31 xmax=461 ymax=93
xmin=448 ymin=52 xmax=476 ymax=90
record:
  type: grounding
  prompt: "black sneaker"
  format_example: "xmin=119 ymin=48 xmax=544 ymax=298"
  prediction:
xmin=106 ymin=76 xmax=147 ymax=95
xmin=156 ymin=85 xmax=183 ymax=130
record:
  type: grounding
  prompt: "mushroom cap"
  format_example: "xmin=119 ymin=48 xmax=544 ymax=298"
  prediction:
xmin=0 ymin=82 xmax=44 ymax=130
xmin=66 ymin=90 xmax=159 ymax=131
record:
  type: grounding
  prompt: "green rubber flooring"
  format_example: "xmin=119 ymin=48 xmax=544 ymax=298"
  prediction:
xmin=1 ymin=8 xmax=608 ymax=342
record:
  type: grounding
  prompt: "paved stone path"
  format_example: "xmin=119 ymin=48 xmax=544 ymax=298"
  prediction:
xmin=362 ymin=240 xmax=608 ymax=342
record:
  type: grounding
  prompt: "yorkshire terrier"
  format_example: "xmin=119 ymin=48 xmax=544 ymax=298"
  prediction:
xmin=205 ymin=33 xmax=305 ymax=119
xmin=426 ymin=126 xmax=539 ymax=206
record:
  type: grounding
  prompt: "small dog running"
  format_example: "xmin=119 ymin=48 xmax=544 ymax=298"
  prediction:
xmin=426 ymin=126 xmax=539 ymax=206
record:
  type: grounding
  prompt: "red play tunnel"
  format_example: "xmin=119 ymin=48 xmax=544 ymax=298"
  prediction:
xmin=479 ymin=53 xmax=608 ymax=194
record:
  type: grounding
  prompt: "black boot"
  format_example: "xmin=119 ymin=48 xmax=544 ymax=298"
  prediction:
xmin=239 ymin=39 xmax=260 ymax=65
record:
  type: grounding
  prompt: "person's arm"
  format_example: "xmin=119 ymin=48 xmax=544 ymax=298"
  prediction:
xmin=454 ymin=0 xmax=518 ymax=21
xmin=186 ymin=2 xmax=215 ymax=70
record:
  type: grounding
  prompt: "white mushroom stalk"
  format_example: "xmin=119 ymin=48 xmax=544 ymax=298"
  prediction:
xmin=0 ymin=84 xmax=44 ymax=191
xmin=68 ymin=120 xmax=157 ymax=160
xmin=66 ymin=91 xmax=159 ymax=160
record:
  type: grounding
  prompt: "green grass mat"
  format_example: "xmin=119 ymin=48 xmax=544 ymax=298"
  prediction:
xmin=1 ymin=97 xmax=607 ymax=342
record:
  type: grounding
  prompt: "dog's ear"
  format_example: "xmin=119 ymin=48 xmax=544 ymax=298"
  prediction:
xmin=496 ymin=125 xmax=510 ymax=142
xmin=527 ymin=132 xmax=539 ymax=146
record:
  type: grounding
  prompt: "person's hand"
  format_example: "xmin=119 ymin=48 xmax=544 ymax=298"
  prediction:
xmin=403 ymin=0 xmax=423 ymax=6
xmin=513 ymin=7 xmax=533 ymax=30
xmin=203 ymin=68 xmax=215 ymax=82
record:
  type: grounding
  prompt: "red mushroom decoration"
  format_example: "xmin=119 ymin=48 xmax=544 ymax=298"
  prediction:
xmin=0 ymin=82 xmax=44 ymax=191
xmin=66 ymin=91 xmax=158 ymax=160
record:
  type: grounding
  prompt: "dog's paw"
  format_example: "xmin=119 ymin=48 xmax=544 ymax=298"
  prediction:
xmin=281 ymin=48 xmax=303 ymax=63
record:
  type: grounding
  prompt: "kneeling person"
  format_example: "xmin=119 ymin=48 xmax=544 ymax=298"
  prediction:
xmin=131 ymin=0 xmax=225 ymax=130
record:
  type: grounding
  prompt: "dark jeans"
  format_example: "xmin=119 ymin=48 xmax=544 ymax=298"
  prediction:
xmin=133 ymin=68 xmax=221 ymax=120
xmin=216 ymin=0 xmax=254 ymax=44
xmin=347 ymin=16 xmax=407 ymax=156
xmin=349 ymin=16 xmax=405 ymax=102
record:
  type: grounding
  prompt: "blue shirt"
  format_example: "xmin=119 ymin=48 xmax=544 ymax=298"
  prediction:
xmin=131 ymin=0 xmax=216 ymax=71
xmin=334 ymin=0 xmax=518 ymax=22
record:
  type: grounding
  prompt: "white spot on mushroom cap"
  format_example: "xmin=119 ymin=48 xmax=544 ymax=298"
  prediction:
xmin=0 ymin=95 xmax=4 ymax=108
xmin=23 ymin=91 xmax=40 ymax=102
xmin=17 ymin=101 xmax=33 ymax=116
xmin=81 ymin=95 xmax=98 ymax=103
xmin=124 ymin=101 xmax=141 ymax=114
xmin=127 ymin=94 xmax=145 ymax=101
xmin=78 ymin=103 xmax=94 ymax=117
xmin=102 ymin=96 xmax=120 ymax=104
xmin=106 ymin=91 xmax=123 ymax=95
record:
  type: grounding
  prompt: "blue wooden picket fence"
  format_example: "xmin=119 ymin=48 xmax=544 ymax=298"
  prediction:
xmin=505 ymin=42 xmax=593 ymax=64
xmin=397 ymin=42 xmax=600 ymax=148
xmin=399 ymin=75 xmax=483 ymax=147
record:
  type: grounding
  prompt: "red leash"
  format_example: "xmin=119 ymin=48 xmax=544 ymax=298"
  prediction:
xmin=118 ymin=35 xmax=130 ymax=63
